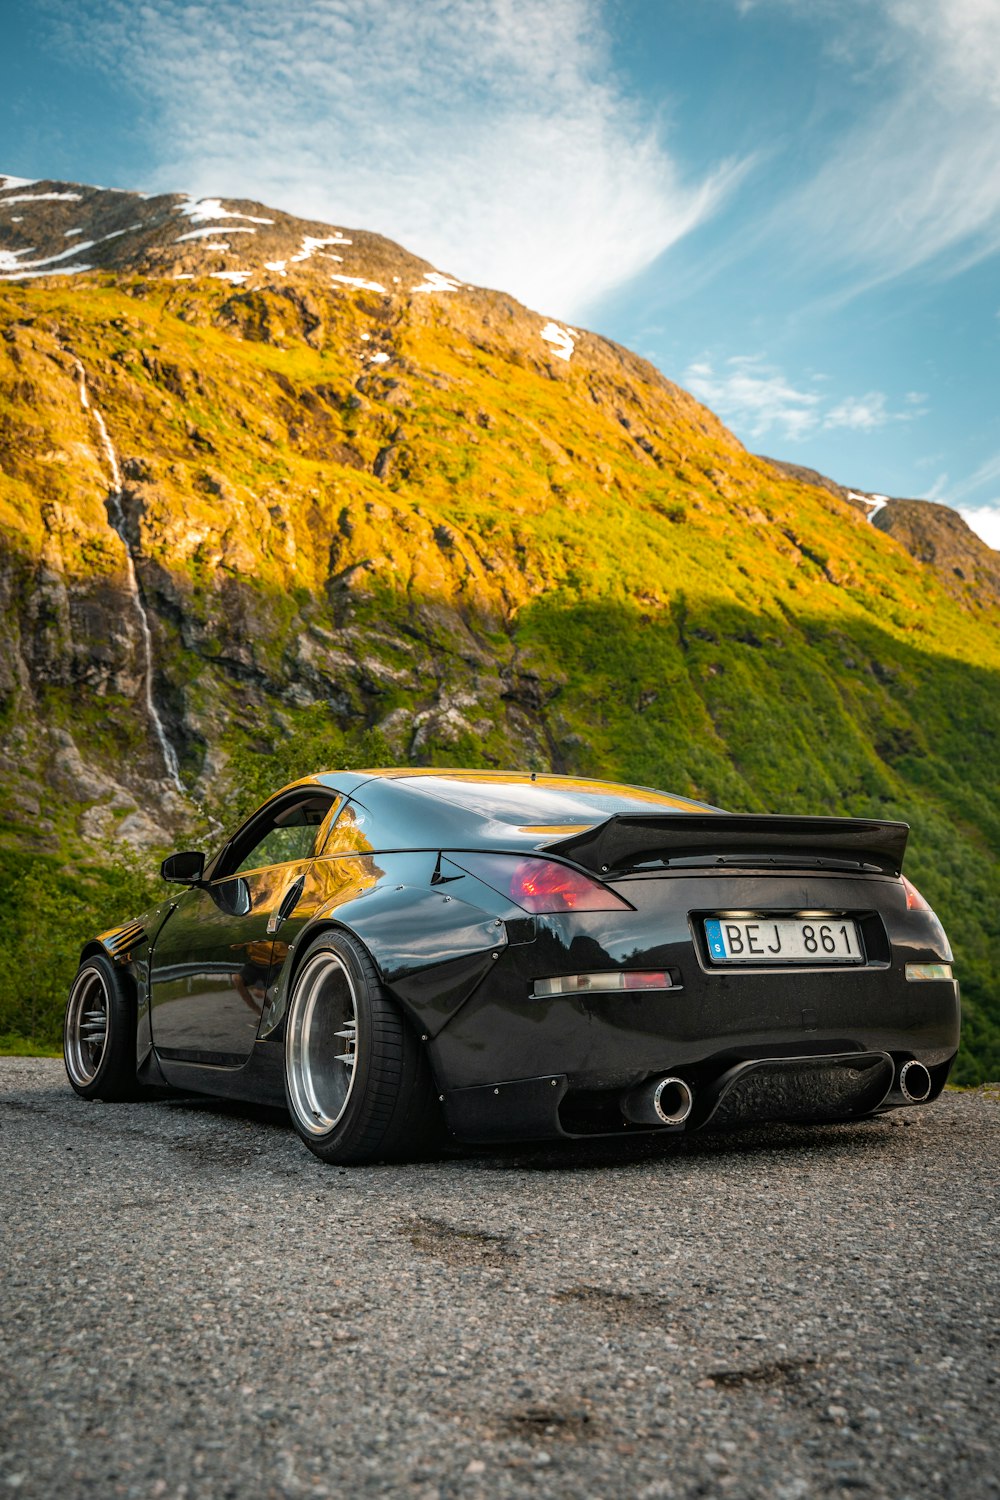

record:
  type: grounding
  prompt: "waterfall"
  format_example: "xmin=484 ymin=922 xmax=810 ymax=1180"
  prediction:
xmin=72 ymin=359 xmax=183 ymax=791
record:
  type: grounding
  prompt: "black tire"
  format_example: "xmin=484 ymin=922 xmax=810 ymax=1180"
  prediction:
xmin=63 ymin=952 xmax=138 ymax=1102
xmin=284 ymin=929 xmax=443 ymax=1165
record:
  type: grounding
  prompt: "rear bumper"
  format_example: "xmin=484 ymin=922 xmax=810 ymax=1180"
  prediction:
xmin=429 ymin=945 xmax=961 ymax=1094
xmin=441 ymin=1050 xmax=956 ymax=1143
xmin=427 ymin=868 xmax=960 ymax=1141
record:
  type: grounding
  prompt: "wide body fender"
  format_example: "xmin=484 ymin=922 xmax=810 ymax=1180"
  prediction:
xmin=258 ymin=851 xmax=518 ymax=1042
xmin=80 ymin=901 xmax=177 ymax=1076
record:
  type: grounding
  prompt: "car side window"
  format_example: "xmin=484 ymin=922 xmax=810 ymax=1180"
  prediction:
xmin=224 ymin=793 xmax=339 ymax=878
xmin=321 ymin=799 xmax=375 ymax=857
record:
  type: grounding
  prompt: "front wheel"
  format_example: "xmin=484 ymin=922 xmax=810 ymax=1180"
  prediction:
xmin=284 ymin=930 xmax=442 ymax=1164
xmin=64 ymin=953 xmax=137 ymax=1101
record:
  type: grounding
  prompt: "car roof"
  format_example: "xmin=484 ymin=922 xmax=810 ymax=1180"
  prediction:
xmin=289 ymin=768 xmax=722 ymax=851
xmin=315 ymin=767 xmax=712 ymax=798
xmin=309 ymin=767 xmax=715 ymax=807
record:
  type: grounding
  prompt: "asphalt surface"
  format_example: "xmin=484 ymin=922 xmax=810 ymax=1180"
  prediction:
xmin=1 ymin=1058 xmax=998 ymax=1500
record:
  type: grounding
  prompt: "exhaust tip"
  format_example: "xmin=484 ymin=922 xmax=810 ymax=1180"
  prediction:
xmin=898 ymin=1060 xmax=932 ymax=1103
xmin=654 ymin=1076 xmax=694 ymax=1126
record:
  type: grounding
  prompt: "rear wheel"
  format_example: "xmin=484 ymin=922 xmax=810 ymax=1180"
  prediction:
xmin=63 ymin=953 xmax=137 ymax=1101
xmin=284 ymin=930 xmax=442 ymax=1164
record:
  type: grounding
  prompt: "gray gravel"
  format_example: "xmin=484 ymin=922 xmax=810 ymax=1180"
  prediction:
xmin=1 ymin=1058 xmax=998 ymax=1500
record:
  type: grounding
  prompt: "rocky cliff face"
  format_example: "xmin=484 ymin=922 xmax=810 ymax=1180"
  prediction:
xmin=871 ymin=499 xmax=1000 ymax=602
xmin=762 ymin=455 xmax=1000 ymax=608
xmin=1 ymin=173 xmax=999 ymax=1076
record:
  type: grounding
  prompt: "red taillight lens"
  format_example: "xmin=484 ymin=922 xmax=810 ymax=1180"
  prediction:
xmin=622 ymin=970 xmax=669 ymax=990
xmin=902 ymin=875 xmax=931 ymax=912
xmin=450 ymin=853 xmax=629 ymax=913
xmin=511 ymin=857 xmax=625 ymax=912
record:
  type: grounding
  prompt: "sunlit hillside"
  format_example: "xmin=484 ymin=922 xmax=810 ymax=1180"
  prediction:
xmin=1 ymin=179 xmax=997 ymax=1077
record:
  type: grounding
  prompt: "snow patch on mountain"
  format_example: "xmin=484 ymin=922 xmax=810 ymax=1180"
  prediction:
xmin=1 ymin=220 xmax=145 ymax=279
xmin=210 ymin=270 xmax=252 ymax=285
xmin=0 ymin=240 xmax=96 ymax=273
xmin=848 ymin=490 xmax=889 ymax=522
xmin=412 ymin=271 xmax=462 ymax=293
xmin=331 ymin=273 xmax=387 ymax=293
xmin=0 ymin=191 xmax=83 ymax=206
xmin=179 ymin=198 xmax=273 ymax=225
xmin=263 ymin=260 xmax=287 ymax=274
xmin=290 ymin=234 xmax=351 ymax=264
xmin=176 ymin=226 xmax=257 ymax=243
xmin=540 ymin=321 xmax=575 ymax=362
xmin=0 ymin=175 xmax=38 ymax=191
xmin=0 ymin=263 xmax=92 ymax=280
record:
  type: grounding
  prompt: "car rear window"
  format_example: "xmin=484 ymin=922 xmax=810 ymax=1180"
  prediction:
xmin=396 ymin=774 xmax=714 ymax=824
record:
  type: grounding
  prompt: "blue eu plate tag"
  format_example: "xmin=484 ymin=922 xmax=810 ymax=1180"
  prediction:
xmin=704 ymin=918 xmax=726 ymax=959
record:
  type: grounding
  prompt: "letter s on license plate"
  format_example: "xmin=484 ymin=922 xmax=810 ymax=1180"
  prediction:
xmin=704 ymin=916 xmax=864 ymax=964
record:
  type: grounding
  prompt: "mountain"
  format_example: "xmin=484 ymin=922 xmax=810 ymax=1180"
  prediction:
xmin=1 ymin=174 xmax=998 ymax=1080
xmin=762 ymin=457 xmax=1000 ymax=607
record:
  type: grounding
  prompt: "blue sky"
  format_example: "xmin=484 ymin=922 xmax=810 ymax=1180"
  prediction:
xmin=2 ymin=0 xmax=998 ymax=545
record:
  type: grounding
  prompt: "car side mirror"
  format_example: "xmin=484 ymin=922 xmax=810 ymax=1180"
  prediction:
xmin=161 ymin=850 xmax=206 ymax=885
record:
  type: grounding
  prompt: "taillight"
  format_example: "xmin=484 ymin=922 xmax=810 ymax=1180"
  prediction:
xmin=902 ymin=875 xmax=931 ymax=912
xmin=448 ymin=852 xmax=629 ymax=913
xmin=533 ymin=971 xmax=671 ymax=997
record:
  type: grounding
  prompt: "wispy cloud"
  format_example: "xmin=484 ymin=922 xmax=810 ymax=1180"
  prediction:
xmin=936 ymin=451 xmax=1000 ymax=549
xmin=824 ymin=393 xmax=893 ymax=432
xmin=47 ymin=0 xmax=745 ymax=318
xmin=892 ymin=455 xmax=1000 ymax=549
xmin=685 ymin=357 xmax=819 ymax=440
xmin=936 ymin=451 xmax=1000 ymax=505
xmin=757 ymin=0 xmax=1000 ymax=290
xmin=684 ymin=356 xmax=918 ymax=442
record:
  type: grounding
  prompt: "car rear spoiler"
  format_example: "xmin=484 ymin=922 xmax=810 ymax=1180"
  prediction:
xmin=544 ymin=813 xmax=910 ymax=878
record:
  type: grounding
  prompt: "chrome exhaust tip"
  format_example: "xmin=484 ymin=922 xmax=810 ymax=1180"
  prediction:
xmin=622 ymin=1074 xmax=694 ymax=1127
xmin=654 ymin=1076 xmax=694 ymax=1125
xmin=898 ymin=1060 xmax=932 ymax=1103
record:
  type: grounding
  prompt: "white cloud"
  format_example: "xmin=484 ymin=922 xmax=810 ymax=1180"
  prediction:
xmin=932 ymin=451 xmax=1000 ymax=548
xmin=757 ymin=0 xmax=1000 ymax=288
xmin=685 ymin=357 xmax=820 ymax=440
xmin=823 ymin=393 xmax=891 ymax=432
xmin=958 ymin=507 xmax=1000 ymax=550
xmin=684 ymin=356 xmax=915 ymax=441
xmin=56 ymin=0 xmax=745 ymax=318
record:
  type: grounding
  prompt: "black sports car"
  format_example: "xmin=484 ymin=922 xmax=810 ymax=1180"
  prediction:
xmin=64 ymin=770 xmax=960 ymax=1163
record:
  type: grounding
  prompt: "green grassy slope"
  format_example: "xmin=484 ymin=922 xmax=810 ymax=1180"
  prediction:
xmin=0 ymin=273 xmax=997 ymax=1077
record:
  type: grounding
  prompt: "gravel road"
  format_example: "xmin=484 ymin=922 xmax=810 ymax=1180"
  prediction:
xmin=1 ymin=1058 xmax=998 ymax=1500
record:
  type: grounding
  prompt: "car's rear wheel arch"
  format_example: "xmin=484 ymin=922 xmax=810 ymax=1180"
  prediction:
xmin=283 ymin=926 xmax=444 ymax=1163
xmin=282 ymin=917 xmax=427 ymax=1043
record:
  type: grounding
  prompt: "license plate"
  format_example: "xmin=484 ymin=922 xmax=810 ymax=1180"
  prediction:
xmin=704 ymin=916 xmax=864 ymax=964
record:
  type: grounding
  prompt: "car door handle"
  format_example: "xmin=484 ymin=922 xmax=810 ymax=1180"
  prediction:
xmin=267 ymin=875 xmax=305 ymax=935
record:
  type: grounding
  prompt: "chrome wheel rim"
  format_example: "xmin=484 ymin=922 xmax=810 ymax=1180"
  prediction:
xmin=65 ymin=967 xmax=110 ymax=1086
xmin=286 ymin=952 xmax=360 ymax=1136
